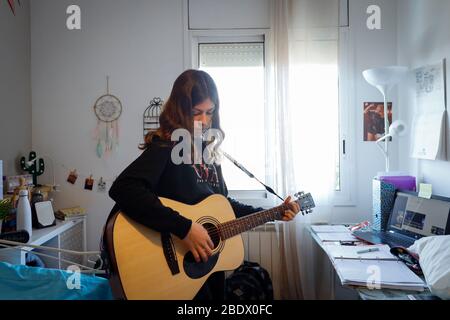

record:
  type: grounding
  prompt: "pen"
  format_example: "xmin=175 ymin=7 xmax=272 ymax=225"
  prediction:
xmin=356 ymin=247 xmax=380 ymax=254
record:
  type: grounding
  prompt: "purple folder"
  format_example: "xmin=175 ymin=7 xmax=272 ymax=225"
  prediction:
xmin=378 ymin=175 xmax=416 ymax=191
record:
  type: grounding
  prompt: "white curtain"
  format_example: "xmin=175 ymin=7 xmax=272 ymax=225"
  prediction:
xmin=267 ymin=0 xmax=340 ymax=299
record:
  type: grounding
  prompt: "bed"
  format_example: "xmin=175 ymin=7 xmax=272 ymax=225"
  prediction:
xmin=0 ymin=235 xmax=113 ymax=300
xmin=0 ymin=261 xmax=113 ymax=300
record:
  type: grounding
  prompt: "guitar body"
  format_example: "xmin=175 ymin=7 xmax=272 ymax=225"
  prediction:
xmin=105 ymin=194 xmax=245 ymax=300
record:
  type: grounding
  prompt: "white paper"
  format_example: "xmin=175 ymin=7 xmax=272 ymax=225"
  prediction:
xmin=411 ymin=60 xmax=447 ymax=160
xmin=316 ymin=232 xmax=358 ymax=242
xmin=311 ymin=225 xmax=349 ymax=233
xmin=411 ymin=112 xmax=445 ymax=160
xmin=415 ymin=62 xmax=445 ymax=110
xmin=325 ymin=244 xmax=397 ymax=260
xmin=334 ymin=259 xmax=425 ymax=291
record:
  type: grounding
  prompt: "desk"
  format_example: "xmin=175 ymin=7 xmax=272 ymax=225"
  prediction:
xmin=0 ymin=217 xmax=86 ymax=269
xmin=308 ymin=225 xmax=436 ymax=300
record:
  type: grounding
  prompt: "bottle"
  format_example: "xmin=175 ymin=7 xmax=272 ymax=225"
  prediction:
xmin=16 ymin=189 xmax=32 ymax=241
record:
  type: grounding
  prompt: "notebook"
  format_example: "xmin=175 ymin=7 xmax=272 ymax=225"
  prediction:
xmin=325 ymin=244 xmax=397 ymax=260
xmin=316 ymin=232 xmax=358 ymax=242
xmin=333 ymin=259 xmax=426 ymax=291
xmin=311 ymin=225 xmax=350 ymax=233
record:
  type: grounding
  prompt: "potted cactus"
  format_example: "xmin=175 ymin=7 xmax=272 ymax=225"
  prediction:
xmin=0 ymin=198 xmax=13 ymax=234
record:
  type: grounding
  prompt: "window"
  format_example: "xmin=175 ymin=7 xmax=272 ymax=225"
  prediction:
xmin=288 ymin=26 xmax=340 ymax=200
xmin=198 ymin=41 xmax=267 ymax=192
xmin=189 ymin=27 xmax=354 ymax=206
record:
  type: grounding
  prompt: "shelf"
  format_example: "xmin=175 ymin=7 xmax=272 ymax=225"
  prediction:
xmin=29 ymin=218 xmax=85 ymax=247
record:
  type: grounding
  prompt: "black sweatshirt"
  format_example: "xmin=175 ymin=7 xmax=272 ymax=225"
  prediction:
xmin=108 ymin=138 xmax=263 ymax=240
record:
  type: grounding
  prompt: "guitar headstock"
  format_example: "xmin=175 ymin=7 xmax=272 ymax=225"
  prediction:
xmin=294 ymin=191 xmax=315 ymax=215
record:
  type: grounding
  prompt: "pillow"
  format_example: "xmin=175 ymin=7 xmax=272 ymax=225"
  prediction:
xmin=409 ymin=235 xmax=450 ymax=300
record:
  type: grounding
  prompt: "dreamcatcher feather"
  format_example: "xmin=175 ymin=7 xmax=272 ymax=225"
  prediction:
xmin=93 ymin=77 xmax=122 ymax=158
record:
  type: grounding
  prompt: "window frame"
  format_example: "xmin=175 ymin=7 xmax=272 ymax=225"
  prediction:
xmin=187 ymin=29 xmax=275 ymax=208
xmin=333 ymin=26 xmax=357 ymax=207
xmin=184 ymin=28 xmax=356 ymax=208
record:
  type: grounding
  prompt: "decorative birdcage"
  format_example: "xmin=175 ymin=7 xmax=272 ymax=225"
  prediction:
xmin=143 ymin=97 xmax=163 ymax=138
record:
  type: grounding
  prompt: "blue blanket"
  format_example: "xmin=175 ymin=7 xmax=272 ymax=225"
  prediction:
xmin=0 ymin=262 xmax=113 ymax=300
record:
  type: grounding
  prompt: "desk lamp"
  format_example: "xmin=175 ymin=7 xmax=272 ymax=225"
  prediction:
xmin=375 ymin=120 xmax=408 ymax=171
xmin=363 ymin=66 xmax=409 ymax=173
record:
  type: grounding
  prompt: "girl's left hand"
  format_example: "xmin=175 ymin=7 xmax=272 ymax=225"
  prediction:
xmin=280 ymin=196 xmax=300 ymax=221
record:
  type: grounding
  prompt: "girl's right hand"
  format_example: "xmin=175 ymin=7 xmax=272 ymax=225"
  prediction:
xmin=181 ymin=222 xmax=214 ymax=263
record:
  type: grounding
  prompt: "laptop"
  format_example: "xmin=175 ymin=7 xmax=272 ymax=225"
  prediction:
xmin=353 ymin=191 xmax=450 ymax=248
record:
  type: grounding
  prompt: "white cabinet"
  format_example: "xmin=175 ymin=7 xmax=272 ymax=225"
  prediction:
xmin=0 ymin=217 xmax=86 ymax=270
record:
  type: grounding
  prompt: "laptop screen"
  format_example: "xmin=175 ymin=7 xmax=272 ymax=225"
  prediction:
xmin=387 ymin=191 xmax=450 ymax=239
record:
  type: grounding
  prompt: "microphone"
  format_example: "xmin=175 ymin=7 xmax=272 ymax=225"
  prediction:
xmin=222 ymin=152 xmax=254 ymax=178
xmin=221 ymin=151 xmax=284 ymax=201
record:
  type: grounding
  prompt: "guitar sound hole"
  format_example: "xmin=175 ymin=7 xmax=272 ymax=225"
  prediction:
xmin=203 ymin=223 xmax=220 ymax=249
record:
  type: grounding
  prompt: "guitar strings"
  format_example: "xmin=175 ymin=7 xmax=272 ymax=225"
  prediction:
xmin=187 ymin=199 xmax=307 ymax=239
xmin=203 ymin=206 xmax=286 ymax=239
xmin=206 ymin=200 xmax=310 ymax=239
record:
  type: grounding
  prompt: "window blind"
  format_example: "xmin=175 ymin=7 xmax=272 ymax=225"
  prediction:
xmin=199 ymin=43 xmax=264 ymax=68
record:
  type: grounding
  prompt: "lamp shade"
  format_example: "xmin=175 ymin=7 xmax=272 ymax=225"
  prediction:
xmin=389 ymin=120 xmax=407 ymax=137
xmin=363 ymin=66 xmax=409 ymax=173
xmin=363 ymin=66 xmax=409 ymax=94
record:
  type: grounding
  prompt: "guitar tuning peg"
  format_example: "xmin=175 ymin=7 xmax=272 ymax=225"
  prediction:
xmin=295 ymin=191 xmax=305 ymax=198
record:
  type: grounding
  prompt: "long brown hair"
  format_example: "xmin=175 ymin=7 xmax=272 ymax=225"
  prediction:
xmin=140 ymin=69 xmax=223 ymax=150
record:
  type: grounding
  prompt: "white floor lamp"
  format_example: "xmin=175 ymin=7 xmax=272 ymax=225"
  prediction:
xmin=363 ymin=66 xmax=409 ymax=173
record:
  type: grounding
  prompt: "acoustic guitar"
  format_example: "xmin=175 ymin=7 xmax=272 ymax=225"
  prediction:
xmin=104 ymin=191 xmax=315 ymax=300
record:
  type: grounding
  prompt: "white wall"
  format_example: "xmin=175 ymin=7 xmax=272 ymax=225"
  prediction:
xmin=30 ymin=0 xmax=400 ymax=250
xmin=397 ymin=0 xmax=450 ymax=197
xmin=331 ymin=0 xmax=399 ymax=224
xmin=31 ymin=0 xmax=185 ymax=250
xmin=187 ymin=0 xmax=400 ymax=226
xmin=188 ymin=0 xmax=270 ymax=29
xmin=29 ymin=0 xmax=280 ymax=251
xmin=0 ymin=0 xmax=31 ymax=175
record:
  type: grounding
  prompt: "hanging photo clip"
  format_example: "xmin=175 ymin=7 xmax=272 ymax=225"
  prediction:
xmin=84 ymin=175 xmax=94 ymax=191
xmin=97 ymin=177 xmax=107 ymax=192
xmin=67 ymin=170 xmax=78 ymax=185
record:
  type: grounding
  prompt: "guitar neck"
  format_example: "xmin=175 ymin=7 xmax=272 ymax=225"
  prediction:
xmin=219 ymin=203 xmax=292 ymax=240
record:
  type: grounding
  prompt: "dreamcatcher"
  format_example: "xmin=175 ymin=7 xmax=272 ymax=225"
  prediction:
xmin=93 ymin=76 xmax=122 ymax=158
xmin=7 ymin=0 xmax=21 ymax=15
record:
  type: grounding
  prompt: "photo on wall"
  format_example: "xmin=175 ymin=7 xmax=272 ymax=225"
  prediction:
xmin=363 ymin=102 xmax=393 ymax=141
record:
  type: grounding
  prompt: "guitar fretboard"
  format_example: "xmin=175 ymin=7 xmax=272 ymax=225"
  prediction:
xmin=219 ymin=204 xmax=290 ymax=240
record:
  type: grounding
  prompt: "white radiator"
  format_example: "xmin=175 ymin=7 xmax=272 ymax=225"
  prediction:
xmin=241 ymin=223 xmax=282 ymax=299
